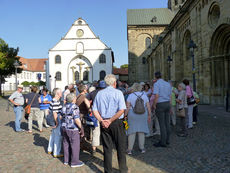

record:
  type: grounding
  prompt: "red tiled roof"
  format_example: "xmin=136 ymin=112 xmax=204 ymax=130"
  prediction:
xmin=113 ymin=68 xmax=128 ymax=75
xmin=18 ymin=56 xmax=48 ymax=72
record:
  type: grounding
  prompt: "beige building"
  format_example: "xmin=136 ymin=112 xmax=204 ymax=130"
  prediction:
xmin=127 ymin=8 xmax=174 ymax=83
xmin=128 ymin=0 xmax=230 ymax=105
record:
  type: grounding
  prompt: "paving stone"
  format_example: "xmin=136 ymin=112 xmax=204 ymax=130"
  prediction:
xmin=0 ymin=97 xmax=230 ymax=173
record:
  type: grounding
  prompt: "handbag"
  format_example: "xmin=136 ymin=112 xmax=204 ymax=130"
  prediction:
xmin=177 ymin=108 xmax=185 ymax=117
xmin=85 ymin=113 xmax=98 ymax=127
xmin=24 ymin=94 xmax=37 ymax=118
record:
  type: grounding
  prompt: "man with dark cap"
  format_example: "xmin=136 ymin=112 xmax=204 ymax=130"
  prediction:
xmin=153 ymin=72 xmax=172 ymax=147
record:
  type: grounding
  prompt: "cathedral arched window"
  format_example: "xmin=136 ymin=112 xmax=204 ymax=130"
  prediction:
xmin=99 ymin=54 xmax=106 ymax=63
xmin=75 ymin=71 xmax=79 ymax=81
xmin=55 ymin=55 xmax=61 ymax=64
xmin=183 ymin=30 xmax=192 ymax=60
xmin=83 ymin=71 xmax=89 ymax=81
xmin=100 ymin=71 xmax=106 ymax=80
xmin=142 ymin=57 xmax=147 ymax=64
xmin=145 ymin=37 xmax=151 ymax=49
xmin=55 ymin=71 xmax=62 ymax=81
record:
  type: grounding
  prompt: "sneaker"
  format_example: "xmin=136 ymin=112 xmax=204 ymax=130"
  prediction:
xmin=71 ymin=161 xmax=84 ymax=168
xmin=53 ymin=154 xmax=64 ymax=158
xmin=64 ymin=162 xmax=68 ymax=165
xmin=47 ymin=151 xmax=52 ymax=155
xmin=127 ymin=150 xmax=132 ymax=155
xmin=146 ymin=134 xmax=153 ymax=138
xmin=141 ymin=149 xmax=146 ymax=153
xmin=153 ymin=132 xmax=160 ymax=136
xmin=193 ymin=122 xmax=197 ymax=125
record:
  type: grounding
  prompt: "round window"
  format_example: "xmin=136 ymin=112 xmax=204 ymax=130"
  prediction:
xmin=76 ymin=29 xmax=84 ymax=37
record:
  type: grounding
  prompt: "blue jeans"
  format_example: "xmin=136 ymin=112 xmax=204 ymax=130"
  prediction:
xmin=47 ymin=124 xmax=63 ymax=156
xmin=13 ymin=106 xmax=23 ymax=132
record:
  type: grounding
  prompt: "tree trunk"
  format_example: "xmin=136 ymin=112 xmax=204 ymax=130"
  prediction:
xmin=0 ymin=75 xmax=2 ymax=96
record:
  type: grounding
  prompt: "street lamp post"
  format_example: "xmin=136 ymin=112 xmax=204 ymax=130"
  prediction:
xmin=13 ymin=60 xmax=20 ymax=90
xmin=167 ymin=55 xmax=173 ymax=80
xmin=188 ymin=40 xmax=197 ymax=92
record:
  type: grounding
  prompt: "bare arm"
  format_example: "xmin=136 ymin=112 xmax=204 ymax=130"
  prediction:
xmin=153 ymin=94 xmax=159 ymax=109
xmin=124 ymin=102 xmax=131 ymax=118
xmin=84 ymin=98 xmax=91 ymax=111
xmin=93 ymin=110 xmax=103 ymax=123
xmin=74 ymin=118 xmax=82 ymax=129
xmin=52 ymin=112 xmax=58 ymax=128
xmin=9 ymin=99 xmax=18 ymax=106
xmin=38 ymin=97 xmax=41 ymax=103
xmin=146 ymin=102 xmax=151 ymax=122
xmin=109 ymin=109 xmax=125 ymax=123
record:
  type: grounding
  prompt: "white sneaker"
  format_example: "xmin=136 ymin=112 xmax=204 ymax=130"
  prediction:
xmin=141 ymin=149 xmax=146 ymax=153
xmin=127 ymin=150 xmax=132 ymax=155
xmin=71 ymin=161 xmax=84 ymax=168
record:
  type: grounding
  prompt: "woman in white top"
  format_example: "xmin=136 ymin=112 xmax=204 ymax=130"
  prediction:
xmin=125 ymin=83 xmax=151 ymax=154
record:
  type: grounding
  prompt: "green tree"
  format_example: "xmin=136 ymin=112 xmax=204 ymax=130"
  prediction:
xmin=21 ymin=81 xmax=30 ymax=87
xmin=0 ymin=38 xmax=22 ymax=95
xmin=120 ymin=64 xmax=128 ymax=68
xmin=37 ymin=80 xmax=46 ymax=86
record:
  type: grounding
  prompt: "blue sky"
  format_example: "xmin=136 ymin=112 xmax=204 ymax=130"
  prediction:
xmin=0 ymin=0 xmax=168 ymax=67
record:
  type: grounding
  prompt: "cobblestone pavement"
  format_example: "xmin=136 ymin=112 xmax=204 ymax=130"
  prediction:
xmin=0 ymin=97 xmax=230 ymax=173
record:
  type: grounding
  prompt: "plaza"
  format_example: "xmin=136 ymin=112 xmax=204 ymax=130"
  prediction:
xmin=0 ymin=97 xmax=230 ymax=173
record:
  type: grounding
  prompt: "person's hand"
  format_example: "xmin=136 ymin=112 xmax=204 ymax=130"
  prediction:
xmin=148 ymin=115 xmax=151 ymax=122
xmin=52 ymin=121 xmax=58 ymax=128
xmin=79 ymin=129 xmax=84 ymax=137
xmin=101 ymin=119 xmax=112 ymax=128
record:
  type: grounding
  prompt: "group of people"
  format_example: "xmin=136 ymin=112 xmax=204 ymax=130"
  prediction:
xmin=8 ymin=72 xmax=199 ymax=172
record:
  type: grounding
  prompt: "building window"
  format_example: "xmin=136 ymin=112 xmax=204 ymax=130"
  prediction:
xmin=75 ymin=71 xmax=79 ymax=81
xmin=55 ymin=72 xmax=61 ymax=81
xmin=76 ymin=42 xmax=84 ymax=54
xmin=30 ymin=73 xmax=32 ymax=79
xmin=55 ymin=55 xmax=61 ymax=64
xmin=43 ymin=73 xmax=46 ymax=80
xmin=142 ymin=57 xmax=147 ymax=64
xmin=24 ymin=72 xmax=26 ymax=79
xmin=175 ymin=0 xmax=178 ymax=5
xmin=83 ymin=71 xmax=89 ymax=81
xmin=27 ymin=73 xmax=29 ymax=79
xmin=145 ymin=37 xmax=151 ymax=49
xmin=99 ymin=54 xmax=106 ymax=63
xmin=100 ymin=71 xmax=106 ymax=80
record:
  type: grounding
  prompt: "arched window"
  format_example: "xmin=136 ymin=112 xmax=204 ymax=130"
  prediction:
xmin=55 ymin=55 xmax=61 ymax=64
xmin=142 ymin=57 xmax=147 ymax=64
xmin=183 ymin=30 xmax=192 ymax=60
xmin=100 ymin=71 xmax=106 ymax=80
xmin=75 ymin=71 xmax=79 ymax=81
xmin=76 ymin=42 xmax=84 ymax=54
xmin=83 ymin=71 xmax=89 ymax=81
xmin=99 ymin=54 xmax=106 ymax=63
xmin=145 ymin=37 xmax=151 ymax=49
xmin=55 ymin=71 xmax=61 ymax=81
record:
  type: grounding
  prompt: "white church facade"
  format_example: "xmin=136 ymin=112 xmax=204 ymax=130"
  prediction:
xmin=48 ymin=18 xmax=114 ymax=90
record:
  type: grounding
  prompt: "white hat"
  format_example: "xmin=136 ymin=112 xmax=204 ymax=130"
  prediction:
xmin=17 ymin=84 xmax=23 ymax=88
xmin=140 ymin=82 xmax=145 ymax=85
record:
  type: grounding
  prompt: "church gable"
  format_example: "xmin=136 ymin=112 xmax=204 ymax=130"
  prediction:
xmin=50 ymin=18 xmax=110 ymax=51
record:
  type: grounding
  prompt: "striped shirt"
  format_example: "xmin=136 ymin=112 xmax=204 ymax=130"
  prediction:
xmin=49 ymin=98 xmax=62 ymax=115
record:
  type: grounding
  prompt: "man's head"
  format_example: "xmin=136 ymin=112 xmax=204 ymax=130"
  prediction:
xmin=104 ymin=74 xmax=117 ymax=88
xmin=17 ymin=85 xmax=23 ymax=92
xmin=154 ymin=71 xmax=162 ymax=79
xmin=98 ymin=80 xmax=107 ymax=89
xmin=78 ymin=84 xmax=87 ymax=93
xmin=68 ymin=84 xmax=74 ymax=90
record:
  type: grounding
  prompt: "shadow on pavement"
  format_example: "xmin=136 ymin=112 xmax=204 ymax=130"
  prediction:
xmin=5 ymin=121 xmax=27 ymax=131
xmin=33 ymin=133 xmax=49 ymax=153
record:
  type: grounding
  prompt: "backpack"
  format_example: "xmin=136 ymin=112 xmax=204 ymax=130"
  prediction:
xmin=132 ymin=92 xmax=145 ymax=114
xmin=61 ymin=103 xmax=76 ymax=129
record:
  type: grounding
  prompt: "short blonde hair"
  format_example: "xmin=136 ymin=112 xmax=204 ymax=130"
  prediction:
xmin=104 ymin=74 xmax=116 ymax=86
xmin=131 ymin=83 xmax=143 ymax=92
